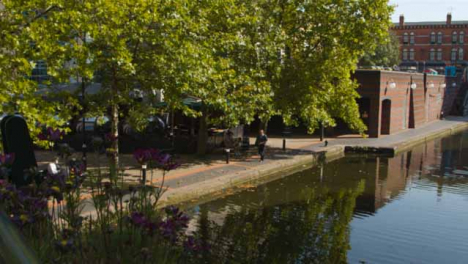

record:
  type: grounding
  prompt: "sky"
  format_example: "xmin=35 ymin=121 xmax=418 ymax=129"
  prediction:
xmin=389 ymin=0 xmax=468 ymax=22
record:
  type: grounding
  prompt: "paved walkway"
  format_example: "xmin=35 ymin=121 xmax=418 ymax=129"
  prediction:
xmin=35 ymin=116 xmax=468 ymax=206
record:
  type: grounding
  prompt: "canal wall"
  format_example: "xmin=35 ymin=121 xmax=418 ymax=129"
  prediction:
xmin=345 ymin=117 xmax=468 ymax=156
xmin=159 ymin=146 xmax=345 ymax=208
xmin=160 ymin=116 xmax=468 ymax=208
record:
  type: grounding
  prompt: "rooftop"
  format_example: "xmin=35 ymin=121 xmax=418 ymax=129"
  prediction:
xmin=393 ymin=21 xmax=468 ymax=26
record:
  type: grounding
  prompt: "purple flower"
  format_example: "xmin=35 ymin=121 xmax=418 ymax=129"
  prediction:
xmin=47 ymin=127 xmax=64 ymax=142
xmin=37 ymin=133 xmax=48 ymax=141
xmin=163 ymin=160 xmax=180 ymax=171
xmin=105 ymin=133 xmax=118 ymax=143
xmin=133 ymin=149 xmax=150 ymax=165
xmin=159 ymin=206 xmax=190 ymax=241
xmin=184 ymin=236 xmax=205 ymax=252
xmin=0 ymin=153 xmax=15 ymax=166
xmin=130 ymin=212 xmax=147 ymax=227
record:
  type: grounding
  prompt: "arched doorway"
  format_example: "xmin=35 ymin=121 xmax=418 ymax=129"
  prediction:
xmin=357 ymin=97 xmax=371 ymax=129
xmin=381 ymin=99 xmax=391 ymax=135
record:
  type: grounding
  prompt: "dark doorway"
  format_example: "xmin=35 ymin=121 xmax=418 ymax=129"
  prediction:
xmin=357 ymin=97 xmax=371 ymax=130
xmin=381 ymin=99 xmax=392 ymax=135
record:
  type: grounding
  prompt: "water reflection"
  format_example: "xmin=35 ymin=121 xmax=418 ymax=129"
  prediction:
xmin=192 ymin=182 xmax=364 ymax=264
xmin=189 ymin=131 xmax=468 ymax=264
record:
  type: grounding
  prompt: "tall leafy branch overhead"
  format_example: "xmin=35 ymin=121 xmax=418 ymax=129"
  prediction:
xmin=272 ymin=0 xmax=393 ymax=133
xmin=0 ymin=1 xmax=78 ymax=146
xmin=1 ymin=0 xmax=393 ymax=156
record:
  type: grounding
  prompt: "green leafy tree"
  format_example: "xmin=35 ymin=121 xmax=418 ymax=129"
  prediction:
xmin=0 ymin=1 xmax=77 ymax=145
xmin=159 ymin=0 xmax=281 ymax=155
xmin=13 ymin=0 xmax=195 ymax=166
xmin=271 ymin=0 xmax=394 ymax=133
xmin=2 ymin=0 xmax=393 ymax=157
xmin=359 ymin=32 xmax=400 ymax=68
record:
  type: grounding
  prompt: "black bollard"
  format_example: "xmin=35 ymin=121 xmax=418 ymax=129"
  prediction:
xmin=283 ymin=138 xmax=286 ymax=150
xmin=225 ymin=149 xmax=230 ymax=164
xmin=320 ymin=122 xmax=325 ymax=142
xmin=141 ymin=164 xmax=147 ymax=185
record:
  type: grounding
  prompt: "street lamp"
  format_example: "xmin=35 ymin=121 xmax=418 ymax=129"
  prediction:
xmin=410 ymin=82 xmax=417 ymax=90
xmin=387 ymin=80 xmax=396 ymax=89
xmin=282 ymin=126 xmax=292 ymax=150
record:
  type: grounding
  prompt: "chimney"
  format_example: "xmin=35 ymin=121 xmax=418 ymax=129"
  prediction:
xmin=399 ymin=14 xmax=405 ymax=26
xmin=447 ymin=13 xmax=452 ymax=25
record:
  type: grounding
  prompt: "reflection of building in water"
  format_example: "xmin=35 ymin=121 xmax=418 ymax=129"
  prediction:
xmin=188 ymin=132 xmax=468 ymax=229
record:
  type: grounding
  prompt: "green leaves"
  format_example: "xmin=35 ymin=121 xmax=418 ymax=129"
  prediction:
xmin=1 ymin=0 xmax=393 ymax=146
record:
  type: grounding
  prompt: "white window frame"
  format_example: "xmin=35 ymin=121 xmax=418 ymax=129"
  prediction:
xmin=403 ymin=33 xmax=409 ymax=45
xmin=451 ymin=48 xmax=457 ymax=61
xmin=409 ymin=49 xmax=415 ymax=60
xmin=403 ymin=49 xmax=408 ymax=60
xmin=429 ymin=49 xmax=435 ymax=61
xmin=437 ymin=49 xmax=443 ymax=61
xmin=410 ymin=32 xmax=415 ymax=44
xmin=452 ymin=32 xmax=458 ymax=44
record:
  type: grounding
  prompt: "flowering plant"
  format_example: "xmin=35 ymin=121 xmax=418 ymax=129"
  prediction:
xmin=0 ymin=145 xmax=204 ymax=263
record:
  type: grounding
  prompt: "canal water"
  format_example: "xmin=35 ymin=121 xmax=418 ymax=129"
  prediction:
xmin=187 ymin=131 xmax=468 ymax=264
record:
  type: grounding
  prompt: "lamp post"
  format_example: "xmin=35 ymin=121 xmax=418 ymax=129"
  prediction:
xmin=320 ymin=122 xmax=325 ymax=142
xmin=81 ymin=33 xmax=88 ymax=170
xmin=225 ymin=148 xmax=230 ymax=164
xmin=141 ymin=164 xmax=147 ymax=184
xmin=81 ymin=78 xmax=87 ymax=170
xmin=282 ymin=126 xmax=291 ymax=150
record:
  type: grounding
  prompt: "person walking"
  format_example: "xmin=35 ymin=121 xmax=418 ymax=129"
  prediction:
xmin=255 ymin=129 xmax=268 ymax=162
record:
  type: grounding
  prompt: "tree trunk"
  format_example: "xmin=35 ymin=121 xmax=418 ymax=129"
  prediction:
xmin=259 ymin=119 xmax=269 ymax=133
xmin=197 ymin=112 xmax=208 ymax=156
xmin=111 ymin=103 xmax=119 ymax=172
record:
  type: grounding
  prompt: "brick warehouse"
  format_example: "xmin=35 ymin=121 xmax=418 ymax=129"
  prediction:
xmin=353 ymin=70 xmax=456 ymax=138
xmin=391 ymin=13 xmax=468 ymax=73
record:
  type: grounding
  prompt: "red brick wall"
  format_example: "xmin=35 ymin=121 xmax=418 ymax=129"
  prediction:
xmin=392 ymin=22 xmax=468 ymax=65
xmin=426 ymin=75 xmax=446 ymax=122
xmin=354 ymin=70 xmax=451 ymax=138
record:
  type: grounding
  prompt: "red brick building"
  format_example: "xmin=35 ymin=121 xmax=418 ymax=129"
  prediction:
xmin=391 ymin=13 xmax=468 ymax=73
xmin=353 ymin=70 xmax=455 ymax=138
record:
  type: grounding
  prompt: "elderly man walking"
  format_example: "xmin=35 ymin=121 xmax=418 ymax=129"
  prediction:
xmin=255 ymin=129 xmax=268 ymax=162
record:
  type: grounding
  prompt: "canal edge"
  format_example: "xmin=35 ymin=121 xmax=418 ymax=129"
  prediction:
xmin=158 ymin=146 xmax=345 ymax=208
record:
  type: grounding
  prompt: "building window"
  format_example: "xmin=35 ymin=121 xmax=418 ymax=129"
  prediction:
xmin=430 ymin=49 xmax=435 ymax=61
xmin=437 ymin=32 xmax=443 ymax=44
xmin=460 ymin=48 xmax=464 ymax=60
xmin=430 ymin=32 xmax=436 ymax=44
xmin=409 ymin=49 xmax=415 ymax=60
xmin=452 ymin=32 xmax=458 ymax=44
xmin=437 ymin=49 xmax=443 ymax=60
xmin=31 ymin=60 xmax=48 ymax=83
xmin=403 ymin=49 xmax=408 ymax=60
xmin=403 ymin=33 xmax=409 ymax=45
xmin=410 ymin=32 xmax=415 ymax=44
xmin=451 ymin=48 xmax=457 ymax=61
xmin=460 ymin=31 xmax=465 ymax=44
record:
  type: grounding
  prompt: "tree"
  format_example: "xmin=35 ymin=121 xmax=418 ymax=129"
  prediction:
xmin=2 ymin=0 xmax=394 ymax=158
xmin=271 ymin=0 xmax=394 ymax=133
xmin=0 ymin=1 xmax=78 ymax=145
xmin=14 ymin=0 xmax=195 ymax=167
xmin=159 ymin=0 xmax=281 ymax=155
xmin=359 ymin=32 xmax=400 ymax=68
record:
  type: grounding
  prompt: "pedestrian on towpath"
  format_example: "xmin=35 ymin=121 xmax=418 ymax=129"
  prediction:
xmin=255 ymin=129 xmax=268 ymax=162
